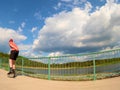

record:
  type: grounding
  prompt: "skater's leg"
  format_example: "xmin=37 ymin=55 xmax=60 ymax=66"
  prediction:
xmin=8 ymin=59 xmax=13 ymax=75
xmin=12 ymin=69 xmax=16 ymax=78
xmin=12 ymin=60 xmax=16 ymax=70
xmin=12 ymin=60 xmax=16 ymax=77
xmin=8 ymin=60 xmax=16 ymax=78
xmin=7 ymin=67 xmax=13 ymax=75
xmin=8 ymin=50 xmax=19 ymax=77
xmin=9 ymin=59 xmax=13 ymax=68
xmin=8 ymin=59 xmax=16 ymax=73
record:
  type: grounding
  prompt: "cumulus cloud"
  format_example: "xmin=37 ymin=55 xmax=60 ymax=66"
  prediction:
xmin=19 ymin=44 xmax=39 ymax=57
xmin=0 ymin=27 xmax=27 ymax=53
xmin=33 ymin=1 xmax=120 ymax=55
xmin=33 ymin=8 xmax=89 ymax=54
xmin=18 ymin=44 xmax=32 ymax=51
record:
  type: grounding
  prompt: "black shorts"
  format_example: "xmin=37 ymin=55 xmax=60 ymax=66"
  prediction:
xmin=10 ymin=50 xmax=19 ymax=60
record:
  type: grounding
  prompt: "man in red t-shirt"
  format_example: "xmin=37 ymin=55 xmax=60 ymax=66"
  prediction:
xmin=8 ymin=38 xmax=19 ymax=78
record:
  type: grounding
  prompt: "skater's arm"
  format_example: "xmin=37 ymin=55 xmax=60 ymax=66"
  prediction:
xmin=9 ymin=42 xmax=19 ymax=51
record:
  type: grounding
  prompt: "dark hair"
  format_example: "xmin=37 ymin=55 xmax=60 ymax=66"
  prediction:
xmin=9 ymin=39 xmax=13 ymax=42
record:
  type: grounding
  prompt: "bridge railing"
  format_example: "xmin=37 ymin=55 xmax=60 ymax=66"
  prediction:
xmin=0 ymin=48 xmax=120 ymax=81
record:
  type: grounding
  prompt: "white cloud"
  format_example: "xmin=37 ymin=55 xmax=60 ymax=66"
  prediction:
xmin=84 ymin=1 xmax=92 ymax=12
xmin=33 ymin=1 xmax=120 ymax=54
xmin=20 ymin=47 xmax=43 ymax=58
xmin=106 ymin=0 xmax=117 ymax=3
xmin=18 ymin=27 xmax=23 ymax=33
xmin=21 ymin=22 xmax=26 ymax=28
xmin=17 ymin=22 xmax=26 ymax=33
xmin=31 ymin=27 xmax=37 ymax=32
xmin=48 ymin=52 xmax=63 ymax=56
xmin=19 ymin=44 xmax=39 ymax=57
xmin=20 ymin=50 xmax=38 ymax=58
xmin=33 ymin=7 xmax=89 ymax=54
xmin=0 ymin=27 xmax=27 ymax=53
xmin=54 ymin=2 xmax=62 ymax=10
xmin=106 ymin=0 xmax=118 ymax=9
xmin=55 ymin=0 xmax=88 ymax=10
xmin=18 ymin=44 xmax=32 ymax=51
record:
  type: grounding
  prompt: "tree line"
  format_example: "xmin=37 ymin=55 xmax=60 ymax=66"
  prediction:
xmin=0 ymin=52 xmax=120 ymax=68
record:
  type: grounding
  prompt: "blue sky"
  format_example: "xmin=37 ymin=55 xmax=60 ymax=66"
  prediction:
xmin=0 ymin=0 xmax=120 ymax=57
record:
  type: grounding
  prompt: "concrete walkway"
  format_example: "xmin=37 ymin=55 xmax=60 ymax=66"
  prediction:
xmin=0 ymin=69 xmax=120 ymax=90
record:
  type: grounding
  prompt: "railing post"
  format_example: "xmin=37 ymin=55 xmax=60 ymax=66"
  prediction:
xmin=22 ymin=58 xmax=24 ymax=75
xmin=0 ymin=59 xmax=2 ymax=68
xmin=48 ymin=57 xmax=51 ymax=80
xmin=93 ymin=55 xmax=96 ymax=80
xmin=7 ymin=58 xmax=10 ymax=71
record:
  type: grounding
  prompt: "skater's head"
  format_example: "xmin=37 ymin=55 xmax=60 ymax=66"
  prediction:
xmin=9 ymin=38 xmax=13 ymax=42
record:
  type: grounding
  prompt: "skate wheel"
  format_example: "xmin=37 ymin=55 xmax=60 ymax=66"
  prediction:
xmin=7 ymin=73 xmax=14 ymax=78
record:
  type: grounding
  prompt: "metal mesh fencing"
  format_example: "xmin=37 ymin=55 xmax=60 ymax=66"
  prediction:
xmin=0 ymin=57 xmax=9 ymax=71
xmin=0 ymin=48 xmax=120 ymax=81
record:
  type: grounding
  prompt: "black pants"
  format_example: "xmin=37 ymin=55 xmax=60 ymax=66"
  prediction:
xmin=10 ymin=50 xmax=19 ymax=60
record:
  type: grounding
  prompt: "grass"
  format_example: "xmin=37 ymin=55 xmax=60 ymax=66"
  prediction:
xmin=17 ymin=72 xmax=120 ymax=81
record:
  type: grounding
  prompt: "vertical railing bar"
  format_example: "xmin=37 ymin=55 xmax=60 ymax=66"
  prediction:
xmin=93 ymin=55 xmax=96 ymax=80
xmin=0 ymin=58 xmax=2 ymax=68
xmin=22 ymin=58 xmax=24 ymax=75
xmin=48 ymin=57 xmax=51 ymax=80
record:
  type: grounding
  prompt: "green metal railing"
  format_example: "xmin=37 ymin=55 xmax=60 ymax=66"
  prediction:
xmin=0 ymin=59 xmax=2 ymax=68
xmin=0 ymin=48 xmax=120 ymax=81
